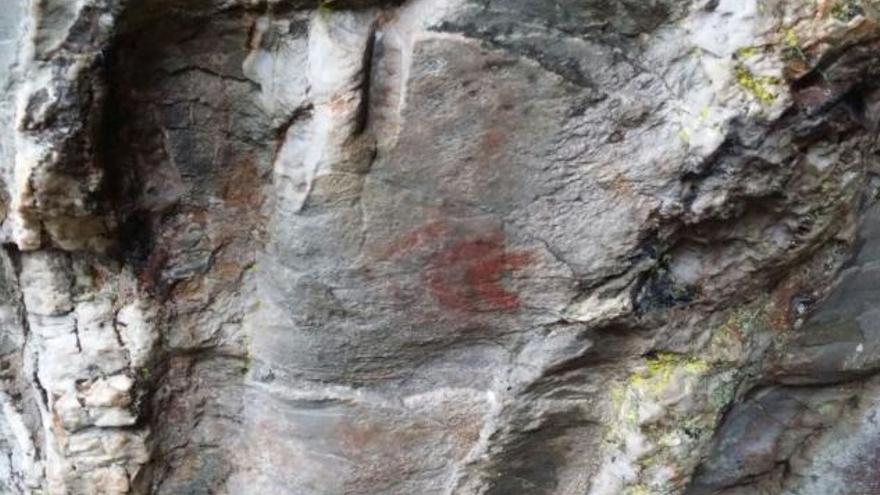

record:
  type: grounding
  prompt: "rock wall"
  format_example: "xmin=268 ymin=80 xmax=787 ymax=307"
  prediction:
xmin=0 ymin=0 xmax=879 ymax=494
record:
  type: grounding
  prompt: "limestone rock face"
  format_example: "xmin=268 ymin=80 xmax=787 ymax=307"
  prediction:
xmin=0 ymin=0 xmax=879 ymax=494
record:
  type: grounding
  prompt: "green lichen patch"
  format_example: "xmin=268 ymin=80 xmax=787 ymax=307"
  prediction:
xmin=644 ymin=352 xmax=710 ymax=379
xmin=603 ymin=283 xmax=818 ymax=492
xmin=722 ymin=303 xmax=769 ymax=337
xmin=832 ymin=0 xmax=866 ymax=21
xmin=734 ymin=64 xmax=780 ymax=104
xmin=735 ymin=46 xmax=760 ymax=60
xmin=782 ymin=27 xmax=800 ymax=48
xmin=624 ymin=485 xmax=652 ymax=495
xmin=602 ymin=351 xmax=730 ymax=493
xmin=704 ymin=301 xmax=773 ymax=364
xmin=780 ymin=26 xmax=808 ymax=65
xmin=616 ymin=352 xmax=717 ymax=433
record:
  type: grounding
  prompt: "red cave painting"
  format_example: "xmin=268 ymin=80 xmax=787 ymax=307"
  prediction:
xmin=379 ymin=220 xmax=534 ymax=313
xmin=424 ymin=231 xmax=533 ymax=312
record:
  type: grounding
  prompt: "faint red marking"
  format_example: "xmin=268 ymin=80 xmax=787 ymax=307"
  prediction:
xmin=481 ymin=128 xmax=505 ymax=157
xmin=373 ymin=218 xmax=534 ymax=313
xmin=380 ymin=221 xmax=534 ymax=313
xmin=373 ymin=220 xmax=448 ymax=261
xmin=425 ymin=233 xmax=532 ymax=312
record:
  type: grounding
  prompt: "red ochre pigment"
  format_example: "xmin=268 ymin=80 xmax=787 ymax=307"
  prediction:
xmin=380 ymin=221 xmax=534 ymax=313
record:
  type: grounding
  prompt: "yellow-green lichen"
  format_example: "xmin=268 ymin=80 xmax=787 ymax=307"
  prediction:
xmin=832 ymin=0 xmax=866 ymax=21
xmin=624 ymin=484 xmax=653 ymax=495
xmin=612 ymin=387 xmax=640 ymax=428
xmin=734 ymin=65 xmax=780 ymax=104
xmin=780 ymin=26 xmax=808 ymax=63
xmin=678 ymin=128 xmax=691 ymax=143
xmin=621 ymin=352 xmax=712 ymax=406
xmin=645 ymin=352 xmax=710 ymax=378
xmin=723 ymin=303 xmax=768 ymax=336
xmin=735 ymin=46 xmax=759 ymax=59
xmin=606 ymin=352 xmax=725 ymax=494
xmin=782 ymin=27 xmax=800 ymax=48
xmin=699 ymin=106 xmax=711 ymax=121
xmin=704 ymin=302 xmax=770 ymax=363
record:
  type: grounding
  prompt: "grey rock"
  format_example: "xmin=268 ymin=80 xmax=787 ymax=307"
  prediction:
xmin=0 ymin=0 xmax=878 ymax=494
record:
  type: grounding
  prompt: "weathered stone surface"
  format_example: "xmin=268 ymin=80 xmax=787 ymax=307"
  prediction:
xmin=0 ymin=0 xmax=879 ymax=494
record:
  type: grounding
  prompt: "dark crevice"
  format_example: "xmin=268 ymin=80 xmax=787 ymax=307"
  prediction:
xmin=353 ymin=24 xmax=378 ymax=136
xmin=1 ymin=245 xmax=47 ymax=413
xmin=30 ymin=371 xmax=48 ymax=412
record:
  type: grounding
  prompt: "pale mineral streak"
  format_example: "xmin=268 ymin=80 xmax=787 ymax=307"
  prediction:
xmin=0 ymin=0 xmax=878 ymax=494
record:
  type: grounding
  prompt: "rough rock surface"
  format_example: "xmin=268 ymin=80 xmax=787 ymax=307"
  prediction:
xmin=0 ymin=0 xmax=879 ymax=494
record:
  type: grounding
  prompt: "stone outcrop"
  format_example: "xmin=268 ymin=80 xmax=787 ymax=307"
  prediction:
xmin=0 ymin=0 xmax=879 ymax=494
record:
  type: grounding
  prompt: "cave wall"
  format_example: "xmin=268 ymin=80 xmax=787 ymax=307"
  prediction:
xmin=0 ymin=1 xmax=879 ymax=494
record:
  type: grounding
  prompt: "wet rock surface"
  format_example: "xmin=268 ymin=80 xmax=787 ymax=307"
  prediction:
xmin=0 ymin=0 xmax=879 ymax=494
